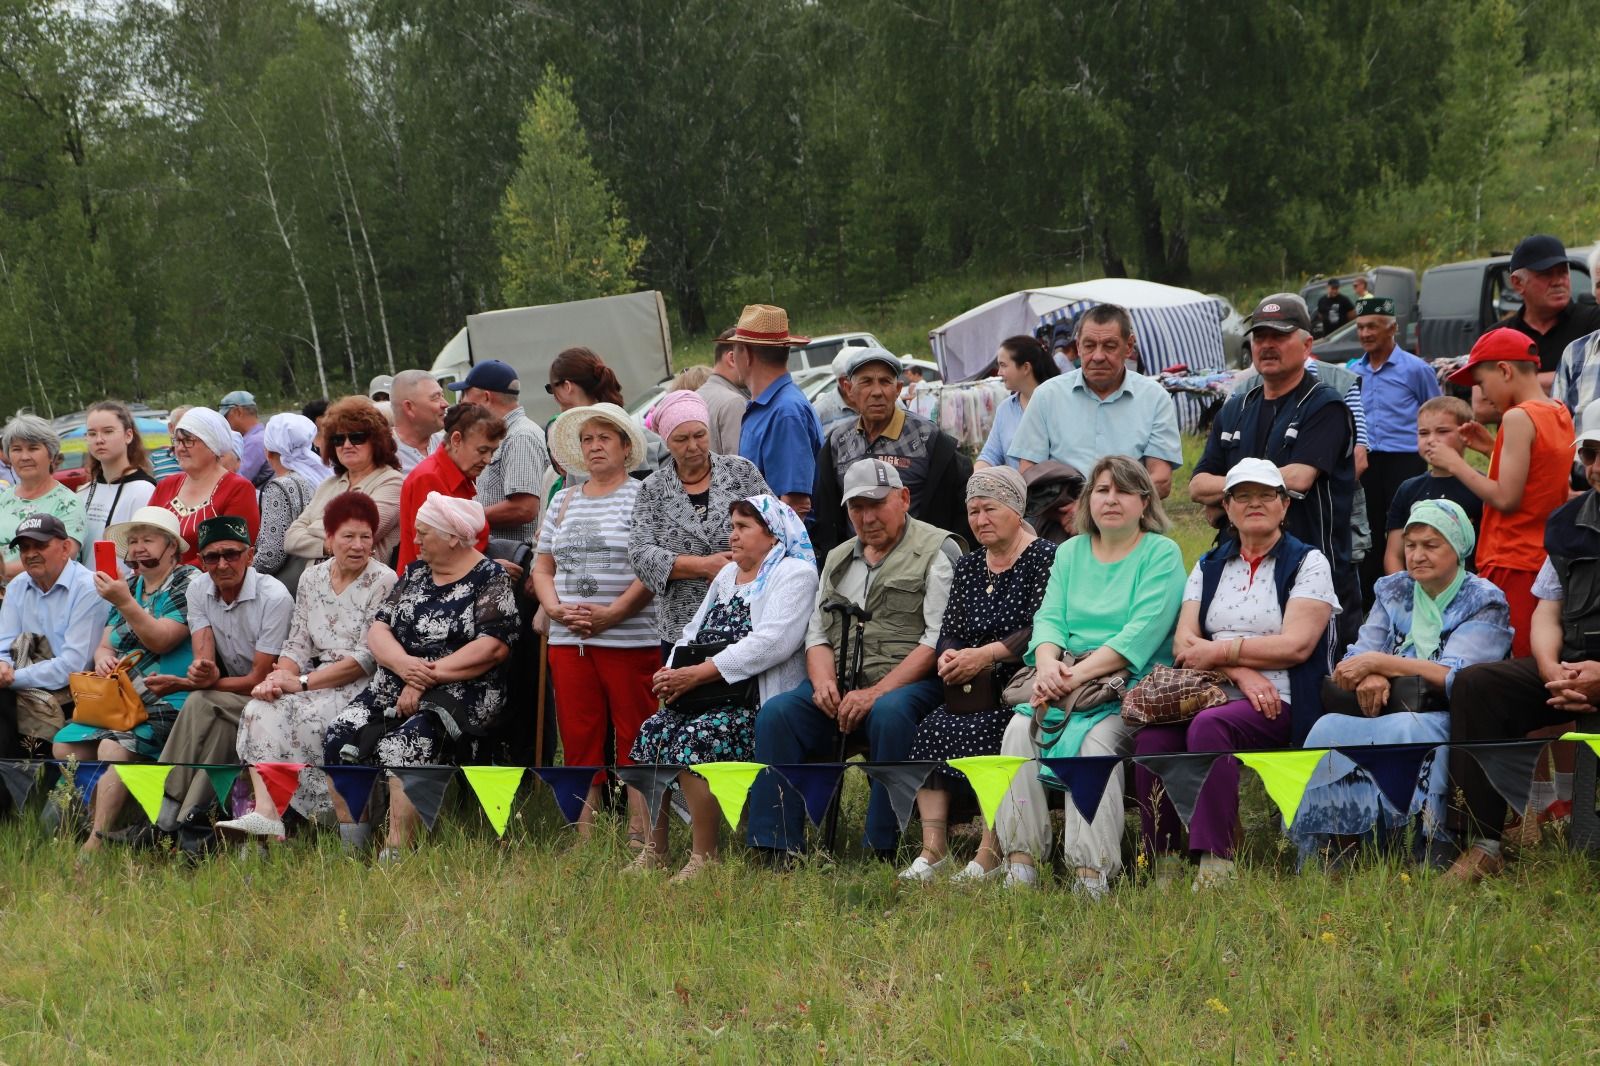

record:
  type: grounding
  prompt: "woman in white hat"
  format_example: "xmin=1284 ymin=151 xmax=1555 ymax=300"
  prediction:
xmin=54 ymin=505 xmax=199 ymax=853
xmin=530 ymin=402 xmax=659 ymax=847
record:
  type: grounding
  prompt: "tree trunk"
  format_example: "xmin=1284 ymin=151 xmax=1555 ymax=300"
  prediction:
xmin=328 ymin=104 xmax=396 ymax=373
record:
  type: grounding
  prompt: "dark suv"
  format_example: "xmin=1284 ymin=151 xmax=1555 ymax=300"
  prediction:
xmin=1417 ymin=247 xmax=1595 ymax=360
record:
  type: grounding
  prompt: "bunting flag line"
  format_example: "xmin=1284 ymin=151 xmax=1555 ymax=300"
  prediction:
xmin=767 ymin=764 xmax=848 ymax=826
xmin=324 ymin=765 xmax=383 ymax=823
xmin=531 ymin=766 xmax=602 ymax=825
xmin=1561 ymin=731 xmax=1600 ymax=758
xmin=393 ymin=766 xmax=456 ymax=831
xmin=113 ymin=764 xmax=174 ymax=823
xmin=615 ymin=764 xmax=688 ymax=828
xmin=73 ymin=761 xmax=108 ymax=805
xmin=0 ymin=760 xmax=37 ymax=812
xmin=1133 ymin=753 xmax=1221 ymax=828
xmin=946 ymin=755 xmax=1029 ymax=830
xmin=1465 ymin=741 xmax=1551 ymax=819
xmin=1039 ymin=756 xmax=1125 ymax=823
xmin=1236 ymin=749 xmax=1330 ymax=828
xmin=1338 ymin=743 xmax=1439 ymax=816
xmin=256 ymin=763 xmax=306 ymax=817
xmin=691 ymin=762 xmax=765 ymax=828
xmin=857 ymin=762 xmax=938 ymax=832
xmin=462 ymin=766 xmax=524 ymax=838
xmin=203 ymin=765 xmax=243 ymax=814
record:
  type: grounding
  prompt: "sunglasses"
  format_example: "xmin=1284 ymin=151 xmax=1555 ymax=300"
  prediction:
xmin=328 ymin=431 xmax=371 ymax=448
xmin=544 ymin=381 xmax=564 ymax=395
xmin=199 ymin=547 xmax=248 ymax=566
xmin=1581 ymin=445 xmax=1600 ymax=465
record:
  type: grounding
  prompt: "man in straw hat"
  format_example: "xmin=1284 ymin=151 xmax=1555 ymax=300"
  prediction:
xmin=731 ymin=305 xmax=824 ymax=518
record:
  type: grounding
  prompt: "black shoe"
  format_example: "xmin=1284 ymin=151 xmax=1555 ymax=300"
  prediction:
xmin=96 ymin=824 xmax=167 ymax=850
xmin=747 ymin=846 xmax=799 ymax=871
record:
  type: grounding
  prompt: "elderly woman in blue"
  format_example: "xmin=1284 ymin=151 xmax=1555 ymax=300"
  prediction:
xmin=1293 ymin=499 xmax=1511 ymax=864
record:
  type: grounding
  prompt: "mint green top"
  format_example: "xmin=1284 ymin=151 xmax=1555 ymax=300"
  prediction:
xmin=1025 ymin=532 xmax=1186 ymax=681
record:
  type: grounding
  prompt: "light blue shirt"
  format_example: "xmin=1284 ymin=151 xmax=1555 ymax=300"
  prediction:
xmin=1006 ymin=368 xmax=1183 ymax=472
xmin=977 ymin=393 xmax=1024 ymax=468
xmin=1353 ymin=346 xmax=1440 ymax=453
xmin=0 ymin=559 xmax=109 ymax=691
xmin=1555 ymin=328 xmax=1600 ymax=419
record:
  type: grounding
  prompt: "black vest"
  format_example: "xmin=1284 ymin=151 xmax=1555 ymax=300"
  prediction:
xmin=1544 ymin=491 xmax=1600 ymax=661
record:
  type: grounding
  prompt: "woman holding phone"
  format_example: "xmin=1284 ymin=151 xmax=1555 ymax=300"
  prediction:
xmin=78 ymin=401 xmax=157 ymax=575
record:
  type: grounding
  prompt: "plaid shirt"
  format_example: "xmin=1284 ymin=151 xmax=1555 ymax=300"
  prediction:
xmin=475 ymin=406 xmax=550 ymax=545
xmin=1556 ymin=328 xmax=1600 ymax=422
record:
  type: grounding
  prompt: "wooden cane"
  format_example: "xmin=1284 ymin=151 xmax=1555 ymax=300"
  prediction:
xmin=534 ymin=632 xmax=549 ymax=765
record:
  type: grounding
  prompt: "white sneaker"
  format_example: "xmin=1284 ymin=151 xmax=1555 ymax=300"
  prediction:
xmin=1073 ymin=871 xmax=1110 ymax=900
xmin=215 ymin=811 xmax=286 ymax=838
xmin=896 ymin=855 xmax=948 ymax=881
xmin=949 ymin=859 xmax=1004 ymax=884
xmin=1192 ymin=855 xmax=1236 ymax=891
xmin=1002 ymin=862 xmax=1038 ymax=889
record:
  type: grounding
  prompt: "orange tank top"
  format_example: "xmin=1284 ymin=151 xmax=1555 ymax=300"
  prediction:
xmin=1476 ymin=399 xmax=1575 ymax=571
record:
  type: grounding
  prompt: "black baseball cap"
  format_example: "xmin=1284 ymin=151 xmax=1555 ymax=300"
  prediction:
xmin=1509 ymin=234 xmax=1573 ymax=274
xmin=447 ymin=359 xmax=521 ymax=395
xmin=1246 ymin=293 xmax=1313 ymax=336
xmin=9 ymin=513 xmax=68 ymax=548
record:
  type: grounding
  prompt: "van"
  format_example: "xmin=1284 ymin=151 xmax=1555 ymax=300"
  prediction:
xmin=1417 ymin=248 xmax=1595 ymax=360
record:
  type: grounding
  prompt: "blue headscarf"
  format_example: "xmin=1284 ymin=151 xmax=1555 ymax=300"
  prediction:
xmin=744 ymin=494 xmax=815 ymax=597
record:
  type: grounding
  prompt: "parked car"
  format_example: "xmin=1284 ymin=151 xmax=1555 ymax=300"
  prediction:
xmin=1311 ymin=319 xmax=1362 ymax=365
xmin=1212 ymin=295 xmax=1252 ymax=368
xmin=1417 ymin=247 xmax=1596 ymax=360
xmin=1299 ymin=266 xmax=1419 ymax=348
xmin=788 ymin=331 xmax=885 ymax=372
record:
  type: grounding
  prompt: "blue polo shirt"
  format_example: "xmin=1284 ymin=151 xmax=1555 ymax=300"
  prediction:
xmin=739 ymin=373 xmax=823 ymax=499
xmin=1006 ymin=368 xmax=1183 ymax=472
xmin=1352 ymin=346 xmax=1440 ymax=453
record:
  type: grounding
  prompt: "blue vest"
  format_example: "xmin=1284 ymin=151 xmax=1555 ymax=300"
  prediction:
xmin=1197 ymin=532 xmax=1335 ymax=746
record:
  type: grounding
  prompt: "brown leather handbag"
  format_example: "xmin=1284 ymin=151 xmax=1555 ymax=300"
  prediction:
xmin=943 ymin=665 xmax=1001 ymax=714
xmin=67 ymin=652 xmax=150 ymax=732
xmin=1121 ymin=664 xmax=1234 ymax=726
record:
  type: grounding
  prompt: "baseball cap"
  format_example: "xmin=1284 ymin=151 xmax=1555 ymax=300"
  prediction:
xmin=218 ymin=390 xmax=255 ymax=413
xmin=1576 ymin=398 xmax=1600 ymax=448
xmin=1445 ymin=327 xmax=1540 ymax=386
xmin=446 ymin=360 xmax=521 ymax=395
xmin=1222 ymin=458 xmax=1287 ymax=494
xmin=8 ymin=513 xmax=68 ymax=548
xmin=843 ymin=347 xmax=903 ymax=379
xmin=1509 ymin=234 xmax=1572 ymax=275
xmin=367 ymin=374 xmax=394 ymax=399
xmin=841 ymin=458 xmax=904 ymax=503
xmin=1245 ymin=293 xmax=1313 ymax=336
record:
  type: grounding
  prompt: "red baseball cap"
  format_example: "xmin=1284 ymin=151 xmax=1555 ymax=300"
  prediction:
xmin=1446 ymin=327 xmax=1540 ymax=386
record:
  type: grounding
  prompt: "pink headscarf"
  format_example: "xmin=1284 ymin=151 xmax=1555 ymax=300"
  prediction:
xmin=650 ymin=389 xmax=710 ymax=441
xmin=417 ymin=491 xmax=486 ymax=545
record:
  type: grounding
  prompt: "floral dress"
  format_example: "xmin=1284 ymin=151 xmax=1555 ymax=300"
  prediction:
xmin=236 ymin=558 xmax=397 ymax=815
xmin=631 ymin=591 xmax=759 ymax=765
xmin=324 ymin=557 xmax=519 ymax=768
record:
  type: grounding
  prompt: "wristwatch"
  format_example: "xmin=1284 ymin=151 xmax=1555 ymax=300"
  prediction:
xmin=298 ymin=673 xmax=310 ymax=691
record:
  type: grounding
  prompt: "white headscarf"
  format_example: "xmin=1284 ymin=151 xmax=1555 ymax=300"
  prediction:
xmin=743 ymin=494 xmax=816 ymax=598
xmin=176 ymin=407 xmax=234 ymax=460
xmin=263 ymin=413 xmax=332 ymax=488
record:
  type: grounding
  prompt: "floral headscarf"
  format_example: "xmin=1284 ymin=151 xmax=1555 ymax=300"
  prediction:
xmin=743 ymin=494 xmax=815 ymax=597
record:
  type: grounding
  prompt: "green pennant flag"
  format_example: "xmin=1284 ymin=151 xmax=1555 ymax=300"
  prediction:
xmin=692 ymin=762 xmax=766 ymax=828
xmin=1561 ymin=731 xmax=1600 ymax=758
xmin=461 ymin=766 xmax=525 ymax=838
xmin=205 ymin=766 xmax=243 ymax=810
xmin=1235 ymin=749 xmax=1330 ymax=828
xmin=946 ymin=755 xmax=1030 ymax=830
xmin=114 ymin=764 xmax=175 ymax=823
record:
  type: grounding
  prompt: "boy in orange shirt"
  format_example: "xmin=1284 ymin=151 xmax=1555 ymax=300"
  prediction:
xmin=1432 ymin=328 xmax=1575 ymax=656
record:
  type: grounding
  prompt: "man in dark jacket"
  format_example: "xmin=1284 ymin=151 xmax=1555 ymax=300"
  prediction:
xmin=810 ymin=348 xmax=972 ymax=558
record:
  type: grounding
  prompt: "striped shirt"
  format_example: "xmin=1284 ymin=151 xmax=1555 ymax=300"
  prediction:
xmin=476 ymin=407 xmax=549 ymax=545
xmin=537 ymin=478 xmax=657 ymax=648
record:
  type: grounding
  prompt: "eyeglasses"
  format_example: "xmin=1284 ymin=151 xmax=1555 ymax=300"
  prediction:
xmin=1581 ymin=445 xmax=1600 ymax=465
xmin=544 ymin=381 xmax=564 ymax=395
xmin=328 ymin=432 xmax=370 ymax=448
xmin=172 ymin=431 xmax=199 ymax=448
xmin=199 ymin=547 xmax=248 ymax=566
xmin=1226 ymin=490 xmax=1283 ymax=506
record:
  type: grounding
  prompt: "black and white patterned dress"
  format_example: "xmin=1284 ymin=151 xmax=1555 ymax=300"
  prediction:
xmin=909 ymin=538 xmax=1057 ymax=787
xmin=630 ymin=594 xmax=758 ymax=765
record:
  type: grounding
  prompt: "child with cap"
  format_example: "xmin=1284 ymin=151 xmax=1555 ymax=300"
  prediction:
xmin=1432 ymin=327 xmax=1575 ymax=655
xmin=1382 ymin=395 xmax=1484 ymax=575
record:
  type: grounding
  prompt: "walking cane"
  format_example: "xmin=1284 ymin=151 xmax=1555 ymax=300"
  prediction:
xmin=821 ymin=601 xmax=872 ymax=855
xmin=534 ymin=632 xmax=549 ymax=765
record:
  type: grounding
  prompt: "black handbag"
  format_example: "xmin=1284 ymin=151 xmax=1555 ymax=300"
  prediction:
xmin=666 ymin=641 xmax=759 ymax=717
xmin=1319 ymin=674 xmax=1438 ymax=717
xmin=943 ymin=665 xmax=1001 ymax=715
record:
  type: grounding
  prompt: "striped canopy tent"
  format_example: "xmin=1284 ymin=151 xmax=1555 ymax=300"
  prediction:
xmin=927 ymin=278 xmax=1229 ymax=432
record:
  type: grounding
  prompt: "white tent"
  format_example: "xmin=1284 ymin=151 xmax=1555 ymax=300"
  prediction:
xmin=928 ymin=278 xmax=1228 ymax=431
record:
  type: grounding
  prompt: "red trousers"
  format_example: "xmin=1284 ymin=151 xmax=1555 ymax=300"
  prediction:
xmin=549 ymin=644 xmax=659 ymax=786
xmin=1479 ymin=565 xmax=1538 ymax=659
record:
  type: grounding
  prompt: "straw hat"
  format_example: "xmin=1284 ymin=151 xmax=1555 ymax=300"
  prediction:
xmin=105 ymin=505 xmax=190 ymax=556
xmin=726 ymin=304 xmax=809 ymax=347
xmin=549 ymin=403 xmax=649 ymax=473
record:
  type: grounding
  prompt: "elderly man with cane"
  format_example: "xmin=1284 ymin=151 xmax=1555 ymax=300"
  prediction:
xmin=745 ymin=459 xmax=961 ymax=865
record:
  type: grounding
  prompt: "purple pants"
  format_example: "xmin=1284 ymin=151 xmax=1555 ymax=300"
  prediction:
xmin=1134 ymin=697 xmax=1291 ymax=860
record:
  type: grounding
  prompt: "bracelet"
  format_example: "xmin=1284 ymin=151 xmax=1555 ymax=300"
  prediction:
xmin=1228 ymin=637 xmax=1244 ymax=666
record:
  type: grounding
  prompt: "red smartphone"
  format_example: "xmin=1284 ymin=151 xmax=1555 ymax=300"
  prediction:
xmin=93 ymin=540 xmax=119 ymax=578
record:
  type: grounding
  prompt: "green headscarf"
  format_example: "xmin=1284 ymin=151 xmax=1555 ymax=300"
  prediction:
xmin=1399 ymin=499 xmax=1474 ymax=660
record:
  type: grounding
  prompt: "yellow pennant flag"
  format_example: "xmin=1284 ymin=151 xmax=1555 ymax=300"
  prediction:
xmin=1235 ymin=749 xmax=1330 ymax=828
xmin=461 ymin=766 xmax=525 ymax=838
xmin=113 ymin=764 xmax=174 ymax=823
xmin=692 ymin=762 xmax=766 ymax=828
xmin=946 ymin=755 xmax=1030 ymax=830
xmin=1560 ymin=732 xmax=1600 ymax=759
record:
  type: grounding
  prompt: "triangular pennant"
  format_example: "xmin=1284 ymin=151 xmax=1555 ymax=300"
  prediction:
xmin=204 ymin=766 xmax=243 ymax=812
xmin=614 ymin=764 xmax=687 ymax=827
xmin=255 ymin=763 xmax=307 ymax=817
xmin=1236 ymin=749 xmax=1330 ymax=828
xmin=768 ymin=764 xmax=848 ymax=826
xmin=1132 ymin=753 xmax=1221 ymax=827
xmin=392 ymin=766 xmax=456 ymax=831
xmin=1560 ymin=732 xmax=1600 ymax=759
xmin=1039 ymin=755 xmax=1125 ymax=823
xmin=1339 ymin=743 xmax=1437 ymax=816
xmin=324 ymin=765 xmax=382 ymax=823
xmin=690 ymin=762 xmax=766 ymax=829
xmin=1466 ymin=741 xmax=1551 ymax=820
xmin=113 ymin=764 xmax=174 ymax=823
xmin=461 ymin=766 xmax=525 ymax=838
xmin=945 ymin=755 xmax=1029 ymax=830
xmin=0 ymin=760 xmax=38 ymax=812
xmin=531 ymin=766 xmax=602 ymax=825
xmin=856 ymin=762 xmax=938 ymax=832
xmin=72 ymin=761 xmax=108 ymax=805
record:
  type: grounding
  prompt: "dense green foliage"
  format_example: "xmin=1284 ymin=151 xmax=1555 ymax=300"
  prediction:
xmin=2 ymin=0 xmax=1598 ymax=415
